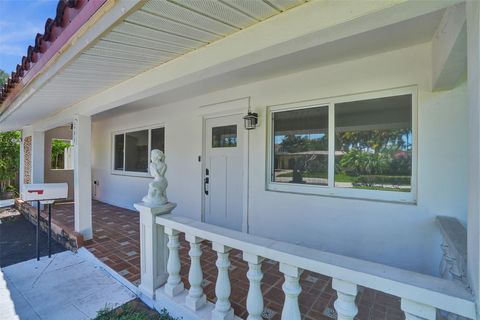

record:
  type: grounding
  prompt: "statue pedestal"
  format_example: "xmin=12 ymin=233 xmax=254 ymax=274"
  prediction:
xmin=134 ymin=201 xmax=176 ymax=299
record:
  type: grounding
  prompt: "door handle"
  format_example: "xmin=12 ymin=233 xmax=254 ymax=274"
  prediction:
xmin=204 ymin=177 xmax=209 ymax=195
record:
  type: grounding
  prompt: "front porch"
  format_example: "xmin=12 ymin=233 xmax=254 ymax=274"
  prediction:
xmin=18 ymin=200 xmax=404 ymax=319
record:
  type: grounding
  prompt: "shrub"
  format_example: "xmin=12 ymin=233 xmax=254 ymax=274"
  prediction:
xmin=353 ymin=175 xmax=411 ymax=186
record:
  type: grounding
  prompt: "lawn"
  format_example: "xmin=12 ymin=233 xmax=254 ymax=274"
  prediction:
xmin=276 ymin=171 xmax=356 ymax=182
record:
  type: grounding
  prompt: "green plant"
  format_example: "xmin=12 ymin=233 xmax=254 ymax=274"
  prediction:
xmin=353 ymin=175 xmax=411 ymax=186
xmin=95 ymin=301 xmax=180 ymax=320
xmin=339 ymin=149 xmax=390 ymax=176
xmin=0 ymin=131 xmax=20 ymax=193
xmin=51 ymin=139 xmax=71 ymax=169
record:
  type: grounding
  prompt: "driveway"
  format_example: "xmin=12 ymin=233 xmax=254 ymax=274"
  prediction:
xmin=0 ymin=209 xmax=136 ymax=320
xmin=1 ymin=250 xmax=136 ymax=320
xmin=0 ymin=212 xmax=65 ymax=267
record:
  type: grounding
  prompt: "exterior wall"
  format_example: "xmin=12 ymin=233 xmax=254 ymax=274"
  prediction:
xmin=44 ymin=126 xmax=74 ymax=200
xmin=91 ymin=43 xmax=468 ymax=276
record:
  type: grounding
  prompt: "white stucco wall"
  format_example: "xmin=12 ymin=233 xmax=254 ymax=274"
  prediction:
xmin=91 ymin=42 xmax=468 ymax=276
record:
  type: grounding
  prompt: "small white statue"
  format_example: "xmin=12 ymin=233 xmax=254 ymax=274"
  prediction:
xmin=142 ymin=149 xmax=168 ymax=206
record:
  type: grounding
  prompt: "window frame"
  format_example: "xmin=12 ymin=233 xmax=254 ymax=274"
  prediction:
xmin=266 ymin=86 xmax=418 ymax=203
xmin=111 ymin=124 xmax=165 ymax=177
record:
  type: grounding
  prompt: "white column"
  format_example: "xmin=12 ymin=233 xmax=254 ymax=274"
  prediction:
xmin=31 ymin=130 xmax=44 ymax=184
xmin=243 ymin=253 xmax=264 ymax=320
xmin=73 ymin=114 xmax=92 ymax=240
xmin=164 ymin=227 xmax=184 ymax=297
xmin=467 ymin=0 xmax=480 ymax=314
xmin=134 ymin=202 xmax=175 ymax=299
xmin=19 ymin=129 xmax=27 ymax=191
xmin=185 ymin=235 xmax=206 ymax=311
xmin=332 ymin=278 xmax=358 ymax=320
xmin=212 ymin=243 xmax=234 ymax=320
xmin=401 ymin=299 xmax=436 ymax=320
xmin=280 ymin=263 xmax=302 ymax=320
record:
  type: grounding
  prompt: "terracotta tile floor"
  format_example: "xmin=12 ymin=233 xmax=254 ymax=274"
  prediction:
xmin=49 ymin=200 xmax=404 ymax=320
xmin=49 ymin=201 xmax=141 ymax=284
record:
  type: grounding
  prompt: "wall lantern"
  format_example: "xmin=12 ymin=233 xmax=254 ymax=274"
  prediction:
xmin=243 ymin=98 xmax=258 ymax=130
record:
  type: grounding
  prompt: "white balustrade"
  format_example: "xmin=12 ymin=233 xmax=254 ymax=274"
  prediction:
xmin=243 ymin=253 xmax=264 ymax=320
xmin=149 ymin=214 xmax=475 ymax=320
xmin=212 ymin=243 xmax=234 ymax=320
xmin=164 ymin=227 xmax=184 ymax=297
xmin=401 ymin=299 xmax=436 ymax=320
xmin=186 ymin=234 xmax=207 ymax=311
xmin=280 ymin=263 xmax=302 ymax=320
xmin=332 ymin=278 xmax=358 ymax=320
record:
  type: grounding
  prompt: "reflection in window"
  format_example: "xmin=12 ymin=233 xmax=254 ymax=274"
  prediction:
xmin=113 ymin=127 xmax=165 ymax=174
xmin=272 ymin=106 xmax=328 ymax=185
xmin=212 ymin=125 xmax=237 ymax=148
xmin=125 ymin=130 xmax=148 ymax=172
xmin=114 ymin=134 xmax=124 ymax=170
xmin=151 ymin=127 xmax=165 ymax=152
xmin=335 ymin=94 xmax=412 ymax=192
xmin=51 ymin=139 xmax=73 ymax=170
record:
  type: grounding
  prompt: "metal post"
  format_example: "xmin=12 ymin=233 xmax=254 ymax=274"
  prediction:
xmin=48 ymin=203 xmax=52 ymax=258
xmin=36 ymin=201 xmax=40 ymax=261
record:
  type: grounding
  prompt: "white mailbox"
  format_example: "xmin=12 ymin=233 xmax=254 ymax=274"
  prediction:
xmin=21 ymin=183 xmax=68 ymax=202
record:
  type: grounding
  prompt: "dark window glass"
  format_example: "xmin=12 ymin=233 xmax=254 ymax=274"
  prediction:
xmin=272 ymin=106 xmax=328 ymax=185
xmin=114 ymin=134 xmax=124 ymax=171
xmin=212 ymin=125 xmax=237 ymax=148
xmin=125 ymin=130 xmax=148 ymax=172
xmin=151 ymin=127 xmax=165 ymax=153
xmin=335 ymin=94 xmax=412 ymax=192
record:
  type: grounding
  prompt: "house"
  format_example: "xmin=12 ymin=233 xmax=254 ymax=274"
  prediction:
xmin=0 ymin=0 xmax=479 ymax=319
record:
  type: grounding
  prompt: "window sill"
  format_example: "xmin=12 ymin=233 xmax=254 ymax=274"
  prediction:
xmin=267 ymin=182 xmax=416 ymax=205
xmin=110 ymin=171 xmax=151 ymax=178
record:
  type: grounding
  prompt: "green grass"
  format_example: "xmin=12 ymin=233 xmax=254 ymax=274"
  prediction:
xmin=276 ymin=171 xmax=355 ymax=182
xmin=95 ymin=300 xmax=180 ymax=320
xmin=352 ymin=186 xmax=411 ymax=192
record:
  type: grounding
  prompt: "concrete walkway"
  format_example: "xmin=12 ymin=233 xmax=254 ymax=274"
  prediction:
xmin=0 ymin=250 xmax=136 ymax=320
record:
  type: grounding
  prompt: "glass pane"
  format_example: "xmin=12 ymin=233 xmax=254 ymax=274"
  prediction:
xmin=114 ymin=134 xmax=124 ymax=170
xmin=151 ymin=127 xmax=165 ymax=153
xmin=212 ymin=125 xmax=237 ymax=148
xmin=51 ymin=139 xmax=73 ymax=170
xmin=335 ymin=94 xmax=412 ymax=192
xmin=272 ymin=106 xmax=328 ymax=185
xmin=125 ymin=130 xmax=148 ymax=172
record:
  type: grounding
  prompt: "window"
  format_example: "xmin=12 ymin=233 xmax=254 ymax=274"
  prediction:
xmin=268 ymin=88 xmax=416 ymax=202
xmin=51 ymin=139 xmax=73 ymax=170
xmin=273 ymin=106 xmax=328 ymax=185
xmin=335 ymin=95 xmax=412 ymax=192
xmin=212 ymin=125 xmax=237 ymax=148
xmin=113 ymin=126 xmax=165 ymax=175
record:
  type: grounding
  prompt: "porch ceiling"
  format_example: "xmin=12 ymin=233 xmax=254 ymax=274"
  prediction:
xmin=0 ymin=0 xmax=307 ymax=131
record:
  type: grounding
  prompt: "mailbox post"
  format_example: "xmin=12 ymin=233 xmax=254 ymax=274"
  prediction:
xmin=21 ymin=183 xmax=68 ymax=260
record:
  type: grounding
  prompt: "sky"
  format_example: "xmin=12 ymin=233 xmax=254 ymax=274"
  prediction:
xmin=0 ymin=0 xmax=58 ymax=75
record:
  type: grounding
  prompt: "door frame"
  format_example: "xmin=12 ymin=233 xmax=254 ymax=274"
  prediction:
xmin=199 ymin=98 xmax=250 ymax=233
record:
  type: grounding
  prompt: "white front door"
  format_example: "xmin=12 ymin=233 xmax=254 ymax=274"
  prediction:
xmin=204 ymin=114 xmax=244 ymax=231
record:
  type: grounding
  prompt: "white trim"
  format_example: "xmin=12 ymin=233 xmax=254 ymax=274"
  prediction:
xmin=110 ymin=124 xmax=165 ymax=177
xmin=266 ymin=86 xmax=418 ymax=204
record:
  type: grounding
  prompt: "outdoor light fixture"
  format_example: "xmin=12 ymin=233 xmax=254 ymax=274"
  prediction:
xmin=243 ymin=98 xmax=258 ymax=130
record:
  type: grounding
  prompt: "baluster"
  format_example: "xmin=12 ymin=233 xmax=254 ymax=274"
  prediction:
xmin=243 ymin=253 xmax=264 ymax=320
xmin=185 ymin=235 xmax=206 ymax=311
xmin=164 ymin=227 xmax=184 ymax=297
xmin=332 ymin=278 xmax=358 ymax=320
xmin=401 ymin=298 xmax=436 ymax=320
xmin=279 ymin=263 xmax=302 ymax=320
xmin=212 ymin=243 xmax=234 ymax=320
